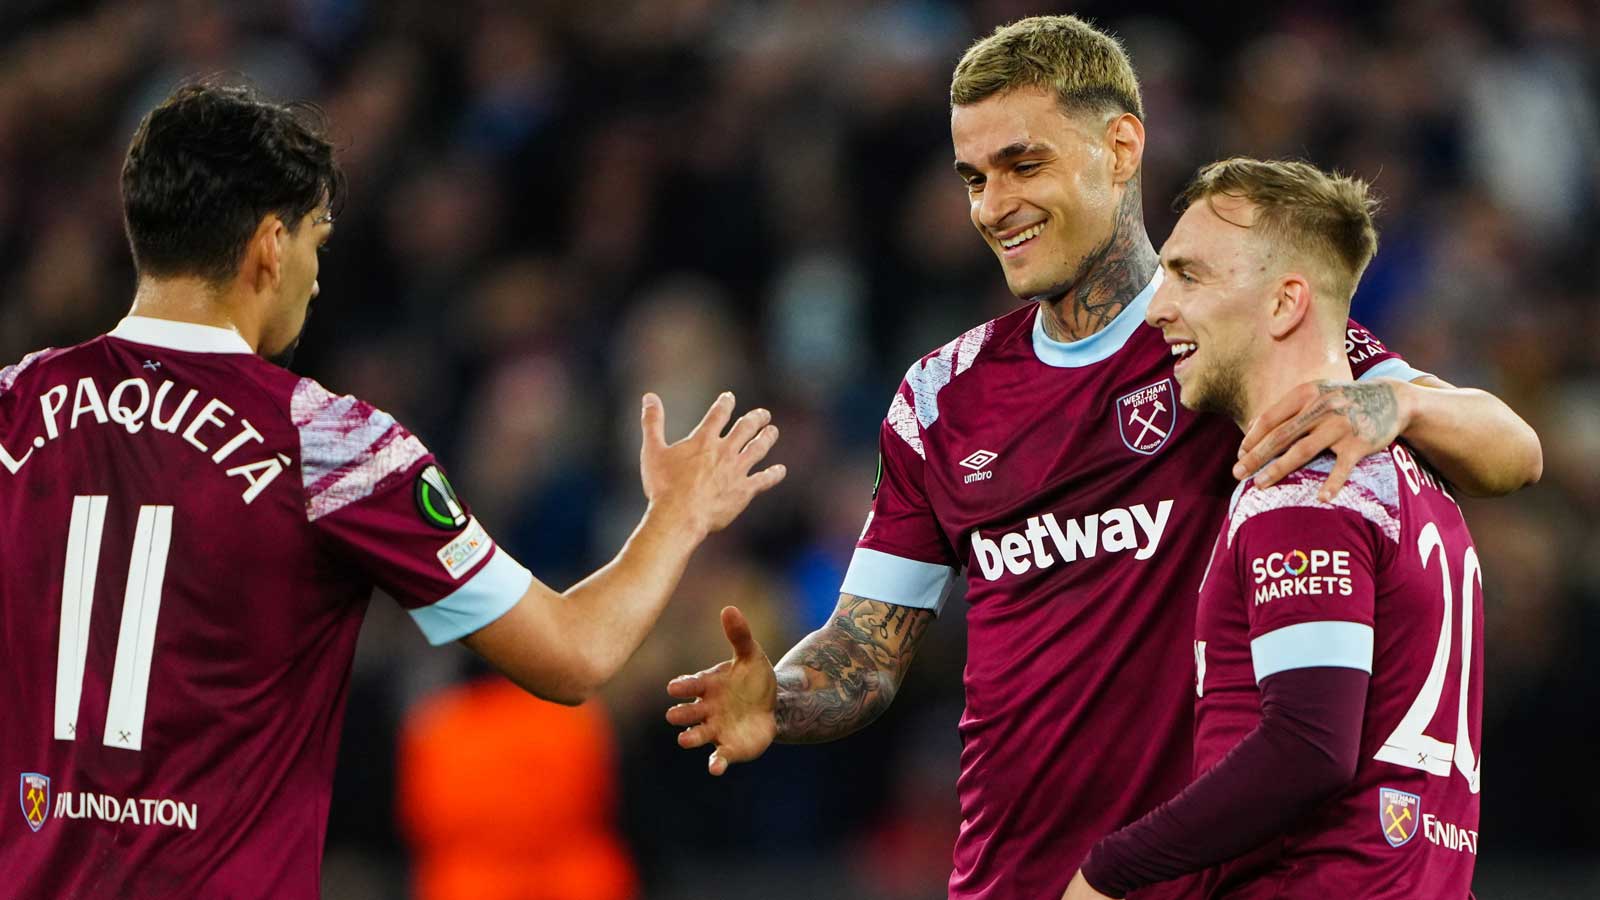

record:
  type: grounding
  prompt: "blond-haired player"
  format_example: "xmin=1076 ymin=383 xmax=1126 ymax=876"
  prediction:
xmin=670 ymin=19 xmax=1536 ymax=900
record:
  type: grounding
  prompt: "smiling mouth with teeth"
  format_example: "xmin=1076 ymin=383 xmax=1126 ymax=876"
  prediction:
xmin=999 ymin=223 xmax=1044 ymax=250
xmin=1170 ymin=341 xmax=1197 ymax=363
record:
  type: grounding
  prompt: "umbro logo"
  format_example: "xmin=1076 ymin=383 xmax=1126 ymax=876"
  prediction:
xmin=960 ymin=449 xmax=997 ymax=484
xmin=959 ymin=450 xmax=997 ymax=470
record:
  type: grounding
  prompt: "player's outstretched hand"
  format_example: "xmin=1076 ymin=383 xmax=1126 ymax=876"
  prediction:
xmin=665 ymin=605 xmax=778 ymax=776
xmin=1234 ymin=379 xmax=1405 ymax=502
xmin=640 ymin=392 xmax=786 ymax=539
xmin=1061 ymin=870 xmax=1115 ymax=900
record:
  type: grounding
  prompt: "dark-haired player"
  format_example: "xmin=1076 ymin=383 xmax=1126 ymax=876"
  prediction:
xmin=667 ymin=16 xmax=1537 ymax=900
xmin=0 ymin=82 xmax=784 ymax=897
xmin=1067 ymin=158 xmax=1483 ymax=899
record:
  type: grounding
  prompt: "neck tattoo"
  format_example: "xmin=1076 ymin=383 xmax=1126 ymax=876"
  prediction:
xmin=1036 ymin=182 xmax=1159 ymax=343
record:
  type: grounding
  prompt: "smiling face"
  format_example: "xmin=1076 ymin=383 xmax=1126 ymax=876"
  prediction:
xmin=951 ymin=86 xmax=1124 ymax=300
xmin=1145 ymin=193 xmax=1277 ymax=421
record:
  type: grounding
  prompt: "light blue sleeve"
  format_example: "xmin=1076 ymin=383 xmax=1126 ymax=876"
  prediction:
xmin=1251 ymin=620 xmax=1375 ymax=683
xmin=1359 ymin=357 xmax=1431 ymax=384
xmin=840 ymin=547 xmax=955 ymax=615
xmin=408 ymin=548 xmax=533 ymax=645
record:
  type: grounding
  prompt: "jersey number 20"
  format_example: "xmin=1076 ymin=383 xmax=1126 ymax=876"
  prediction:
xmin=53 ymin=495 xmax=172 ymax=753
xmin=1374 ymin=521 xmax=1482 ymax=793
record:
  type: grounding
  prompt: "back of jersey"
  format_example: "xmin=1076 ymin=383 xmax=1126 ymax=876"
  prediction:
xmin=0 ymin=320 xmax=526 ymax=898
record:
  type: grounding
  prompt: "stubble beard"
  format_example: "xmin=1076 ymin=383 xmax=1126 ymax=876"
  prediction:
xmin=1187 ymin=351 xmax=1251 ymax=425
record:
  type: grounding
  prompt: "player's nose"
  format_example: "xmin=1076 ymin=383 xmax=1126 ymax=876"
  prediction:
xmin=1146 ymin=276 xmax=1178 ymax=327
xmin=975 ymin=181 xmax=1021 ymax=232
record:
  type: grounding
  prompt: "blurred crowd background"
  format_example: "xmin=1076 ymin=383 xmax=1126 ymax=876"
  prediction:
xmin=3 ymin=0 xmax=1597 ymax=897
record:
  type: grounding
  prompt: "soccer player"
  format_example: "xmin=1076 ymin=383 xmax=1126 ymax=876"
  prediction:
xmin=665 ymin=16 xmax=1537 ymax=899
xmin=0 ymin=83 xmax=784 ymax=897
xmin=1064 ymin=158 xmax=1483 ymax=899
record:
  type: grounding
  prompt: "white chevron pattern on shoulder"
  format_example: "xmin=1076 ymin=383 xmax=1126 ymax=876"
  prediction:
xmin=905 ymin=321 xmax=993 ymax=430
xmin=0 ymin=349 xmax=54 ymax=397
xmin=1227 ymin=453 xmax=1401 ymax=547
xmin=292 ymin=378 xmax=429 ymax=522
xmin=887 ymin=392 xmax=924 ymax=459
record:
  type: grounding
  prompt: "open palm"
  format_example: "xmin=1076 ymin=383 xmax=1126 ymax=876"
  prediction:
xmin=665 ymin=606 xmax=778 ymax=775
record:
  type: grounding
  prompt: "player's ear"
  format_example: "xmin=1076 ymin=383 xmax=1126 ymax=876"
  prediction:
xmin=1268 ymin=274 xmax=1313 ymax=339
xmin=246 ymin=215 xmax=286 ymax=294
xmin=1107 ymin=113 xmax=1144 ymax=185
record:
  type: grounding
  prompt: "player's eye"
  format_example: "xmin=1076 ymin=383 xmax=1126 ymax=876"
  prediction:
xmin=1015 ymin=162 xmax=1040 ymax=175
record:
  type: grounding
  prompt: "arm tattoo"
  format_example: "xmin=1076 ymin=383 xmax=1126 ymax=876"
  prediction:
xmin=1306 ymin=380 xmax=1400 ymax=446
xmin=1037 ymin=180 xmax=1160 ymax=343
xmin=772 ymin=595 xmax=934 ymax=744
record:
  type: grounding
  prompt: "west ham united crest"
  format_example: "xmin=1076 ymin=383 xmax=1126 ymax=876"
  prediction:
xmin=20 ymin=773 xmax=49 ymax=833
xmin=1116 ymin=379 xmax=1175 ymax=455
xmin=1380 ymin=787 xmax=1420 ymax=847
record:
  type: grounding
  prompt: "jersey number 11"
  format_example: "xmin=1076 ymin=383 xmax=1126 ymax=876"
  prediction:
xmin=53 ymin=495 xmax=172 ymax=753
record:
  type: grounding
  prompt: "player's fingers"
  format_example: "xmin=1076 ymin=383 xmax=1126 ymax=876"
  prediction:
xmin=745 ymin=464 xmax=788 ymax=495
xmin=641 ymin=393 xmax=667 ymax=450
xmin=678 ymin=723 xmax=715 ymax=749
xmin=1235 ymin=417 xmax=1303 ymax=480
xmin=1236 ymin=387 xmax=1305 ymax=450
xmin=1238 ymin=411 xmax=1318 ymax=482
xmin=1234 ymin=384 xmax=1318 ymax=477
xmin=738 ymin=425 xmax=779 ymax=466
xmin=1317 ymin=446 xmax=1361 ymax=503
xmin=688 ymin=392 xmax=736 ymax=443
xmin=708 ymin=749 xmax=731 ymax=777
xmin=723 ymin=407 xmax=771 ymax=451
xmin=1253 ymin=421 xmax=1339 ymax=488
xmin=721 ymin=605 xmax=762 ymax=661
xmin=666 ymin=670 xmax=714 ymax=699
xmin=665 ymin=700 xmax=709 ymax=727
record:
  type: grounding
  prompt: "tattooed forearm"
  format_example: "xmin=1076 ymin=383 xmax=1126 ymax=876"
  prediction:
xmin=1037 ymin=179 xmax=1159 ymax=342
xmin=772 ymin=595 xmax=934 ymax=744
xmin=1307 ymin=380 xmax=1400 ymax=446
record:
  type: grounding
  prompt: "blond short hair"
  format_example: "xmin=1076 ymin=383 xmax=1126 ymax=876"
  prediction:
xmin=950 ymin=15 xmax=1143 ymax=120
xmin=1181 ymin=157 xmax=1380 ymax=306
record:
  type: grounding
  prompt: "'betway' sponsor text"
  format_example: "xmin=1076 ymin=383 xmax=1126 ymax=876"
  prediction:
xmin=971 ymin=500 xmax=1174 ymax=580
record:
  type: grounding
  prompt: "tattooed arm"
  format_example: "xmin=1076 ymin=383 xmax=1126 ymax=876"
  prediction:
xmin=1235 ymin=376 xmax=1542 ymax=499
xmin=773 ymin=594 xmax=934 ymax=743
xmin=665 ymin=594 xmax=934 ymax=774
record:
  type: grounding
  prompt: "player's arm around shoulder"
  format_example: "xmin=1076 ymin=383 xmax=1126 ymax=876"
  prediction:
xmin=664 ymin=593 xmax=934 ymax=775
xmin=1236 ymin=375 xmax=1542 ymax=500
xmin=463 ymin=392 xmax=784 ymax=706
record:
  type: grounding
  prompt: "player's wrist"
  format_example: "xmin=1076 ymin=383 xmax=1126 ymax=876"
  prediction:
xmin=641 ymin=498 xmax=711 ymax=547
xmin=1382 ymin=377 xmax=1419 ymax=438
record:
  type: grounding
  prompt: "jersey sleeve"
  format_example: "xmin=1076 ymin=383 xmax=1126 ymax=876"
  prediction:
xmin=1228 ymin=454 xmax=1400 ymax=682
xmin=839 ymin=383 xmax=957 ymax=614
xmin=291 ymin=378 xmax=532 ymax=645
xmin=1346 ymin=319 xmax=1430 ymax=383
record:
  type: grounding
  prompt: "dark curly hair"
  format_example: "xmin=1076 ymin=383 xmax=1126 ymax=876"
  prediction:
xmin=120 ymin=78 xmax=346 ymax=283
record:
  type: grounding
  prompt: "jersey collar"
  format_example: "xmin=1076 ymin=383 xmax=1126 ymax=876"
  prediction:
xmin=108 ymin=316 xmax=255 ymax=354
xmin=1031 ymin=267 xmax=1163 ymax=368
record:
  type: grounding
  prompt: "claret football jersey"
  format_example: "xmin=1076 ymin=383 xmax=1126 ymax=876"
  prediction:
xmin=0 ymin=317 xmax=531 ymax=898
xmin=1191 ymin=447 xmax=1481 ymax=898
xmin=841 ymin=270 xmax=1425 ymax=900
